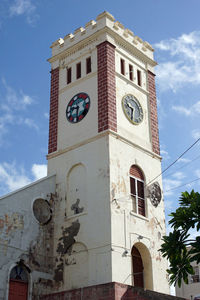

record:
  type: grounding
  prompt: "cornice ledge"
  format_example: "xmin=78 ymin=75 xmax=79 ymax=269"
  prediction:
xmin=46 ymin=131 xmax=109 ymax=160
xmin=108 ymin=28 xmax=157 ymax=67
xmin=109 ymin=131 xmax=162 ymax=160
xmin=48 ymin=27 xmax=157 ymax=67
xmin=47 ymin=130 xmax=161 ymax=161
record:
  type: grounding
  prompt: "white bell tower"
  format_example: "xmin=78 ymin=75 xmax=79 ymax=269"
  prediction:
xmin=47 ymin=11 xmax=169 ymax=294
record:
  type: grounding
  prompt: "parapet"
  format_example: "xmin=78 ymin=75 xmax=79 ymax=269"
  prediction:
xmin=49 ymin=11 xmax=155 ymax=63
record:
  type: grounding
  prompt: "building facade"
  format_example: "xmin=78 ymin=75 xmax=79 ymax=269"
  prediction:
xmin=0 ymin=12 xmax=170 ymax=299
xmin=176 ymin=258 xmax=200 ymax=299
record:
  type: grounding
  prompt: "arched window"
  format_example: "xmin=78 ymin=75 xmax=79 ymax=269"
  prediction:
xmin=9 ymin=264 xmax=29 ymax=300
xmin=67 ymin=164 xmax=87 ymax=217
xmin=132 ymin=246 xmax=144 ymax=288
xmin=129 ymin=165 xmax=145 ymax=216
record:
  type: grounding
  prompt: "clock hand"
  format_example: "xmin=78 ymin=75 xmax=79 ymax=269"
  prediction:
xmin=75 ymin=105 xmax=79 ymax=117
xmin=127 ymin=103 xmax=135 ymax=120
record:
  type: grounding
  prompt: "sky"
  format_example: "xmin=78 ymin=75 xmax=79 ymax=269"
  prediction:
xmin=0 ymin=0 xmax=200 ymax=290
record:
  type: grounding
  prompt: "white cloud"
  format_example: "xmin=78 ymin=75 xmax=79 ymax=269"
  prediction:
xmin=172 ymin=171 xmax=186 ymax=180
xmin=192 ymin=129 xmax=200 ymax=139
xmin=155 ymin=31 xmax=200 ymax=92
xmin=9 ymin=0 xmax=38 ymax=25
xmin=160 ymin=145 xmax=170 ymax=160
xmin=172 ymin=101 xmax=200 ymax=116
xmin=0 ymin=162 xmax=31 ymax=194
xmin=163 ymin=178 xmax=182 ymax=196
xmin=24 ymin=118 xmax=39 ymax=130
xmin=172 ymin=105 xmax=191 ymax=116
xmin=195 ymin=169 xmax=200 ymax=177
xmin=164 ymin=199 xmax=173 ymax=211
xmin=1 ymin=78 xmax=33 ymax=110
xmin=0 ymin=162 xmax=47 ymax=196
xmin=162 ymin=172 xmax=185 ymax=196
xmin=31 ymin=164 xmax=47 ymax=180
xmin=177 ymin=157 xmax=191 ymax=163
xmin=44 ymin=112 xmax=49 ymax=119
xmin=0 ymin=79 xmax=37 ymax=145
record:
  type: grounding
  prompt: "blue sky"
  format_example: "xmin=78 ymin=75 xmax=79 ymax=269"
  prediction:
xmin=0 ymin=1 xmax=200 ymax=235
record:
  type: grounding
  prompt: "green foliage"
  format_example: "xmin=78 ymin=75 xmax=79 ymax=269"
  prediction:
xmin=160 ymin=190 xmax=200 ymax=287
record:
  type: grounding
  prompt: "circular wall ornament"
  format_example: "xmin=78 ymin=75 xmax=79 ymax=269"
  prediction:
xmin=122 ymin=94 xmax=143 ymax=125
xmin=148 ymin=182 xmax=162 ymax=207
xmin=66 ymin=92 xmax=90 ymax=123
xmin=33 ymin=198 xmax=52 ymax=225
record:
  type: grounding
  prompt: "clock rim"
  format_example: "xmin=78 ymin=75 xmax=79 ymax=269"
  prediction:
xmin=66 ymin=92 xmax=90 ymax=124
xmin=122 ymin=94 xmax=143 ymax=125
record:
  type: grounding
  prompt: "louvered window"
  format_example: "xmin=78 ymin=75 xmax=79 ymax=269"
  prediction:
xmin=130 ymin=165 xmax=145 ymax=216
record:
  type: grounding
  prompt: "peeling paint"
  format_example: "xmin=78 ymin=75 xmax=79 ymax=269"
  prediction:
xmin=71 ymin=199 xmax=84 ymax=215
xmin=0 ymin=213 xmax=24 ymax=235
xmin=54 ymin=220 xmax=80 ymax=282
xmin=0 ymin=238 xmax=8 ymax=255
xmin=156 ymin=252 xmax=162 ymax=261
xmin=54 ymin=262 xmax=64 ymax=282
xmin=65 ymin=257 xmax=76 ymax=266
xmin=57 ymin=220 xmax=80 ymax=255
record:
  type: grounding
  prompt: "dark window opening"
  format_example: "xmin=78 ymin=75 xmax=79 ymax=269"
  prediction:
xmin=67 ymin=67 xmax=72 ymax=84
xmin=191 ymin=267 xmax=200 ymax=283
xmin=130 ymin=165 xmax=145 ymax=216
xmin=129 ymin=64 xmax=133 ymax=81
xmin=132 ymin=246 xmax=144 ymax=288
xmin=137 ymin=70 xmax=141 ymax=86
xmin=86 ymin=57 xmax=91 ymax=74
xmin=76 ymin=62 xmax=81 ymax=79
xmin=121 ymin=58 xmax=125 ymax=75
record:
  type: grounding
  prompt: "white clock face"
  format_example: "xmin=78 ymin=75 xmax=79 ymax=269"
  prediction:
xmin=122 ymin=94 xmax=143 ymax=125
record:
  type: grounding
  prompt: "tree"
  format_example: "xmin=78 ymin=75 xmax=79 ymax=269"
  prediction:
xmin=160 ymin=190 xmax=200 ymax=287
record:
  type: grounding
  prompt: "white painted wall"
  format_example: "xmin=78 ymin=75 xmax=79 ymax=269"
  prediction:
xmin=0 ymin=175 xmax=56 ymax=300
xmin=47 ymin=11 xmax=169 ymax=295
xmin=109 ymin=135 xmax=169 ymax=293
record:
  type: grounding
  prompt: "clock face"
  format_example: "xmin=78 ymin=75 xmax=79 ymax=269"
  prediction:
xmin=122 ymin=94 xmax=143 ymax=124
xmin=66 ymin=92 xmax=90 ymax=123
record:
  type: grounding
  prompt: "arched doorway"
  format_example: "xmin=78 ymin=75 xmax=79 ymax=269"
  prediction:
xmin=8 ymin=264 xmax=29 ymax=300
xmin=132 ymin=246 xmax=144 ymax=288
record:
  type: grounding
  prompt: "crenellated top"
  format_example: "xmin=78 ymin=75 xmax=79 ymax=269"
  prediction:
xmin=49 ymin=11 xmax=156 ymax=65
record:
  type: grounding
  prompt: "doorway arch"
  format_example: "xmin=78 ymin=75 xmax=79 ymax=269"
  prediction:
xmin=131 ymin=243 xmax=153 ymax=290
xmin=8 ymin=264 xmax=29 ymax=300
xmin=132 ymin=246 xmax=144 ymax=288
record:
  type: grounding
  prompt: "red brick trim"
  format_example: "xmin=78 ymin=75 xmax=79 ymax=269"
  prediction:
xmin=147 ymin=71 xmax=160 ymax=155
xmin=40 ymin=281 xmax=186 ymax=300
xmin=130 ymin=165 xmax=144 ymax=180
xmin=48 ymin=67 xmax=59 ymax=154
xmin=97 ymin=41 xmax=117 ymax=133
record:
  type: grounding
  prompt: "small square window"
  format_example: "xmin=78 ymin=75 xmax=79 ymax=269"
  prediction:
xmin=76 ymin=62 xmax=81 ymax=79
xmin=86 ymin=57 xmax=91 ymax=74
xmin=67 ymin=67 xmax=72 ymax=84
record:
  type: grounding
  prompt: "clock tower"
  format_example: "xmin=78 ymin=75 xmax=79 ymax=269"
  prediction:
xmin=47 ymin=12 xmax=169 ymax=295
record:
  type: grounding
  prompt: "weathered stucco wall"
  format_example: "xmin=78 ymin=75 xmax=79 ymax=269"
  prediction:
xmin=40 ymin=282 xmax=186 ymax=300
xmin=176 ymin=260 xmax=200 ymax=299
xmin=109 ymin=135 xmax=169 ymax=293
xmin=0 ymin=175 xmax=56 ymax=300
xmin=46 ymin=11 xmax=169 ymax=296
xmin=47 ymin=136 xmax=112 ymax=292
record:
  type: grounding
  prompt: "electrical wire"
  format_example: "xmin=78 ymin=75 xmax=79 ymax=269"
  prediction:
xmin=165 ymin=177 xmax=200 ymax=193
xmin=163 ymin=154 xmax=200 ymax=179
xmin=145 ymin=137 xmax=200 ymax=187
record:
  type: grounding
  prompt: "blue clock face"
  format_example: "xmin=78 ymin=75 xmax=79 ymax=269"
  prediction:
xmin=66 ymin=92 xmax=90 ymax=123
